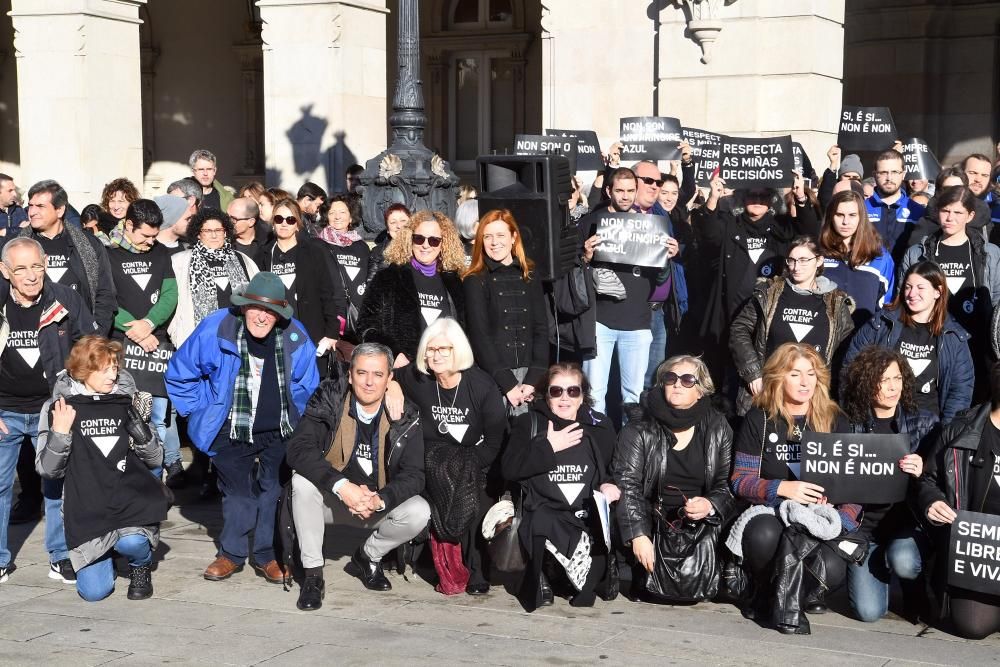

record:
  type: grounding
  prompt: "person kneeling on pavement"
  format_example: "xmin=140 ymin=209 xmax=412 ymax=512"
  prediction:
xmin=36 ymin=335 xmax=168 ymax=601
xmin=282 ymin=343 xmax=429 ymax=611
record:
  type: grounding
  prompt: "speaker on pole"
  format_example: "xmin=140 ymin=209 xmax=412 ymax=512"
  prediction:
xmin=476 ymin=154 xmax=577 ymax=282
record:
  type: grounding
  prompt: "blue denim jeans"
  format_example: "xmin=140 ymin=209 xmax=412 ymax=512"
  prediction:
xmin=42 ymin=477 xmax=69 ymax=563
xmin=0 ymin=408 xmax=40 ymax=568
xmin=583 ymin=322 xmax=653 ymax=415
xmin=645 ymin=306 xmax=669 ymax=389
xmin=211 ymin=428 xmax=286 ymax=565
xmin=151 ymin=397 xmax=181 ymax=467
xmin=847 ymin=529 xmax=927 ymax=622
xmin=76 ymin=533 xmax=152 ymax=602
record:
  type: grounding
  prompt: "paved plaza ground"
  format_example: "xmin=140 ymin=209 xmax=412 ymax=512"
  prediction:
xmin=3 ymin=476 xmax=1000 ymax=666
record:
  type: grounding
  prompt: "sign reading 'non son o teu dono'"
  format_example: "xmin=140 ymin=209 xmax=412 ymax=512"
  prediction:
xmin=514 ymin=134 xmax=578 ymax=174
xmin=949 ymin=510 xmax=1000 ymax=596
xmin=545 ymin=129 xmax=603 ymax=172
xmin=800 ymin=431 xmax=910 ymax=504
xmin=592 ymin=212 xmax=670 ymax=269
xmin=719 ymin=136 xmax=795 ymax=190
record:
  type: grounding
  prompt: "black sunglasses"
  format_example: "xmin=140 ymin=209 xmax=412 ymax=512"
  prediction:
xmin=663 ymin=372 xmax=699 ymax=388
xmin=548 ymin=385 xmax=582 ymax=398
xmin=637 ymin=176 xmax=665 ymax=187
xmin=272 ymin=215 xmax=298 ymax=226
xmin=412 ymin=233 xmax=442 ymax=247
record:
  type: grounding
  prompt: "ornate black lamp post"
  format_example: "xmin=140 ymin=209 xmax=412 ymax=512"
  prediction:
xmin=357 ymin=0 xmax=459 ymax=237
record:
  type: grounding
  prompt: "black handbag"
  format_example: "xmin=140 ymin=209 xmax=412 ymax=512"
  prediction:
xmin=646 ymin=505 xmax=722 ymax=602
xmin=487 ymin=490 xmax=526 ymax=573
xmin=335 ymin=262 xmax=360 ymax=340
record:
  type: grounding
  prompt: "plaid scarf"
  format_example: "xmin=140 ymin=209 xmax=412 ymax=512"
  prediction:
xmin=108 ymin=221 xmax=144 ymax=254
xmin=229 ymin=321 xmax=293 ymax=444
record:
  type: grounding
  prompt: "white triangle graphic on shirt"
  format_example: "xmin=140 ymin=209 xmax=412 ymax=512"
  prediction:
xmin=92 ymin=436 xmax=119 ymax=457
xmin=279 ymin=273 xmax=295 ymax=289
xmin=748 ymin=248 xmax=765 ymax=264
xmin=214 ymin=276 xmax=230 ymax=290
xmin=358 ymin=458 xmax=373 ymax=476
xmin=16 ymin=347 xmax=40 ymax=367
xmin=421 ymin=307 xmax=441 ymax=325
xmin=946 ymin=276 xmax=965 ymax=295
xmin=994 ymin=475 xmax=1000 ymax=490
xmin=906 ymin=358 xmax=931 ymax=378
xmin=789 ymin=323 xmax=814 ymax=342
xmin=446 ymin=423 xmax=469 ymax=442
xmin=130 ymin=273 xmax=152 ymax=291
xmin=344 ymin=266 xmax=360 ymax=281
xmin=787 ymin=462 xmax=801 ymax=480
xmin=47 ymin=267 xmax=67 ymax=283
xmin=558 ymin=483 xmax=586 ymax=506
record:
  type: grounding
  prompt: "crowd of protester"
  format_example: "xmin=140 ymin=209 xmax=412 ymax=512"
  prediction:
xmin=1 ymin=140 xmax=1000 ymax=640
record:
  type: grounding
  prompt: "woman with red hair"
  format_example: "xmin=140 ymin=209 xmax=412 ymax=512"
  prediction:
xmin=462 ymin=209 xmax=549 ymax=414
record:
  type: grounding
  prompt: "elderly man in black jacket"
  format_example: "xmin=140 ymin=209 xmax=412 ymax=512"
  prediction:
xmin=284 ymin=343 xmax=428 ymax=611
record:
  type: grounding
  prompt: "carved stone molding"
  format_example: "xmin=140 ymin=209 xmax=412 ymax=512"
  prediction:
xmin=675 ymin=0 xmax=737 ymax=64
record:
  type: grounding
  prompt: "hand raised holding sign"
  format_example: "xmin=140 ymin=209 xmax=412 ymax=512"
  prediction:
xmin=899 ymin=453 xmax=922 ymax=478
xmin=582 ymin=234 xmax=602 ymax=263
xmin=680 ymin=140 xmax=693 ymax=164
xmin=778 ymin=480 xmax=825 ymax=504
xmin=827 ymin=145 xmax=842 ymax=171
xmin=547 ymin=421 xmax=583 ymax=452
xmin=663 ymin=236 xmax=679 ymax=259
xmin=706 ymin=174 xmax=726 ymax=210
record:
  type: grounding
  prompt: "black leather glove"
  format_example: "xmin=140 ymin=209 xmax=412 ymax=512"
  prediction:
xmin=124 ymin=404 xmax=154 ymax=446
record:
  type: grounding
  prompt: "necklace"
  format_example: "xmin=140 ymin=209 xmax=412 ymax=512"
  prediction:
xmin=435 ymin=374 xmax=462 ymax=435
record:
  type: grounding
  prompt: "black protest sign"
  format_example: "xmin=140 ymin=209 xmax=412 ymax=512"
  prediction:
xmin=515 ymin=134 xmax=578 ymax=174
xmin=791 ymin=142 xmax=816 ymax=179
xmin=681 ymin=127 xmax=724 ymax=186
xmin=121 ymin=339 xmax=175 ymax=397
xmin=838 ymin=106 xmax=897 ymax=151
xmin=949 ymin=510 xmax=1000 ymax=596
xmin=545 ymin=129 xmax=602 ymax=172
xmin=719 ymin=135 xmax=795 ymax=189
xmin=592 ymin=212 xmax=670 ymax=269
xmin=900 ymin=137 xmax=941 ymax=182
xmin=800 ymin=432 xmax=909 ymax=504
xmin=619 ymin=116 xmax=682 ymax=161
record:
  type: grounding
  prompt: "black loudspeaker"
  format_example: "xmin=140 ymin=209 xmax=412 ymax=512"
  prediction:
xmin=476 ymin=154 xmax=577 ymax=282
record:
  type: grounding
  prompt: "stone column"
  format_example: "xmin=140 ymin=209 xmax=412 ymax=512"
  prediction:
xmin=10 ymin=0 xmax=146 ymax=205
xmin=658 ymin=0 xmax=846 ymax=172
xmin=258 ymin=0 xmax=389 ymax=192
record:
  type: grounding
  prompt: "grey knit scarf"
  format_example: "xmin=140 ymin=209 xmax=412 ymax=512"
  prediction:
xmin=21 ymin=222 xmax=100 ymax=306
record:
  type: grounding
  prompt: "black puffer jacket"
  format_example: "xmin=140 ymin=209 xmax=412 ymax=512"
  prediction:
xmin=463 ymin=256 xmax=549 ymax=393
xmin=355 ymin=263 xmax=465 ymax=361
xmin=613 ymin=395 xmax=736 ymax=543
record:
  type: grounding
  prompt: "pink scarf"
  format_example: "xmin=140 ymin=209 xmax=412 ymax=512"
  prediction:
xmin=319 ymin=226 xmax=362 ymax=247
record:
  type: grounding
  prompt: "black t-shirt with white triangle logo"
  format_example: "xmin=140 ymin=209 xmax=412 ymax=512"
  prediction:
xmin=896 ymin=323 xmax=939 ymax=414
xmin=108 ymin=244 xmax=174 ymax=335
xmin=533 ymin=436 xmax=598 ymax=510
xmin=268 ymin=244 xmax=299 ymax=314
xmin=329 ymin=241 xmax=370 ymax=306
xmin=37 ymin=233 xmax=81 ymax=292
xmin=207 ymin=256 xmax=248 ymax=308
xmin=933 ymin=240 xmax=976 ymax=328
xmin=411 ymin=267 xmax=452 ymax=330
xmin=0 ymin=301 xmax=49 ymax=411
xmin=766 ymin=287 xmax=829 ymax=357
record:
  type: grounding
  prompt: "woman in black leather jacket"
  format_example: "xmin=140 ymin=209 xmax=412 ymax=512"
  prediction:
xmin=613 ymin=354 xmax=735 ymax=601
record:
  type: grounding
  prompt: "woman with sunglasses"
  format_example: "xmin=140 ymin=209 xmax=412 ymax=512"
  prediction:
xmin=730 ymin=236 xmax=854 ymax=416
xmin=615 ymin=355 xmax=735 ymax=602
xmin=388 ymin=318 xmax=507 ymax=595
xmin=358 ymin=210 xmax=467 ymax=367
xmin=260 ymin=199 xmax=341 ymax=371
xmin=731 ymin=343 xmax=860 ymax=635
xmin=818 ymin=190 xmax=895 ymax=328
xmin=463 ymin=209 xmax=549 ymax=416
xmin=366 ymin=203 xmax=411 ymax=286
xmin=840 ymin=347 xmax=937 ymax=623
xmin=317 ymin=195 xmax=370 ymax=342
xmin=168 ymin=209 xmax=258 ymax=347
xmin=846 ymin=261 xmax=973 ymax=422
xmin=502 ymin=362 xmax=619 ymax=610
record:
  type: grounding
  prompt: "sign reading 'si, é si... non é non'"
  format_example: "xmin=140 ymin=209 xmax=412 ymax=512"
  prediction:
xmin=837 ymin=106 xmax=897 ymax=151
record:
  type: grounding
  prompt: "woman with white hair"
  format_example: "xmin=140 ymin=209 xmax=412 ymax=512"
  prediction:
xmin=453 ymin=199 xmax=479 ymax=266
xmin=388 ymin=317 xmax=507 ymax=595
xmin=614 ymin=354 xmax=736 ymax=603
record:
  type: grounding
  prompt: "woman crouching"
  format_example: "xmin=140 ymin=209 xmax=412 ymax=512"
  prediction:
xmin=502 ymin=363 xmax=620 ymax=610
xmin=36 ymin=336 xmax=168 ymax=602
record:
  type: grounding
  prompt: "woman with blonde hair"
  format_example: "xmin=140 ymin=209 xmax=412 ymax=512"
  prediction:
xmin=730 ymin=342 xmax=860 ymax=635
xmin=357 ymin=210 xmax=466 ymax=366
xmin=463 ymin=209 xmax=549 ymax=414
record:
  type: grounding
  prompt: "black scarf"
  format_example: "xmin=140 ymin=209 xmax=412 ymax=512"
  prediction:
xmin=536 ymin=402 xmax=617 ymax=470
xmin=646 ymin=389 xmax=711 ymax=432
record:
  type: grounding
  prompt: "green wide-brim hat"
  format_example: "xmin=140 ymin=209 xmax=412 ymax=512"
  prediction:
xmin=230 ymin=271 xmax=293 ymax=320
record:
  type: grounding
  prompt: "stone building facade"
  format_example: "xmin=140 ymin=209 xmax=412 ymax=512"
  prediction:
xmin=0 ymin=0 xmax=995 ymax=207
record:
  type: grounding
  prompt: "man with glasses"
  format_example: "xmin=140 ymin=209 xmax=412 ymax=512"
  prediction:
xmin=283 ymin=343 xmax=428 ymax=610
xmin=188 ymin=149 xmax=234 ymax=213
xmin=864 ymin=148 xmax=926 ymax=263
xmin=0 ymin=237 xmax=97 ymax=584
xmin=166 ymin=271 xmax=319 ymax=585
xmin=228 ymin=197 xmax=270 ymax=268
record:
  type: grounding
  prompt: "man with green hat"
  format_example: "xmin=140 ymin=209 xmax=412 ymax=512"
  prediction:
xmin=166 ymin=271 xmax=319 ymax=584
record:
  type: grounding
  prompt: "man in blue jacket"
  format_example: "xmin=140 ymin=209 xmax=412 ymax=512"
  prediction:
xmin=166 ymin=272 xmax=319 ymax=584
xmin=0 ymin=174 xmax=27 ymax=236
xmin=865 ymin=149 xmax=926 ymax=263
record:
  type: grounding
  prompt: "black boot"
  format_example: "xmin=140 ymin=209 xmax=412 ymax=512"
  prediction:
xmin=164 ymin=460 xmax=187 ymax=490
xmin=127 ymin=564 xmax=153 ymax=600
xmin=539 ymin=571 xmax=554 ymax=607
xmin=296 ymin=574 xmax=325 ymax=611
xmin=351 ymin=548 xmax=391 ymax=591
xmin=777 ymin=613 xmax=811 ymax=635
xmin=804 ymin=589 xmax=828 ymax=614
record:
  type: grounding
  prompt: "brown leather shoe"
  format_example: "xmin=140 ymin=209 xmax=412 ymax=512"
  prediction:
xmin=203 ymin=556 xmax=243 ymax=581
xmin=252 ymin=559 xmax=284 ymax=584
